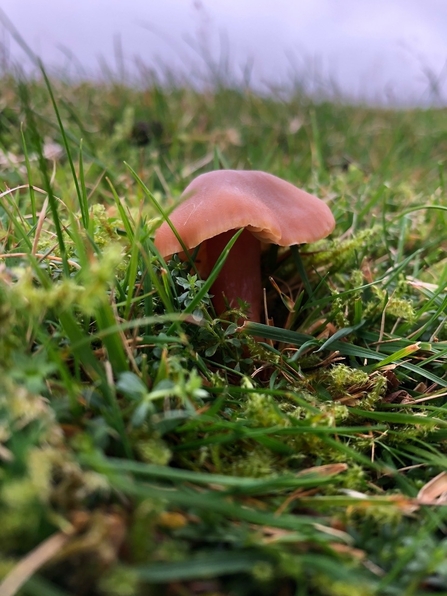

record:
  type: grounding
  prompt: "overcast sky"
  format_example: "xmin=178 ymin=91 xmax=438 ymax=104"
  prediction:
xmin=2 ymin=0 xmax=447 ymax=105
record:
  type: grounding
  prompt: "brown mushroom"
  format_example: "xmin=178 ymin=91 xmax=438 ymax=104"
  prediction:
xmin=154 ymin=170 xmax=335 ymax=322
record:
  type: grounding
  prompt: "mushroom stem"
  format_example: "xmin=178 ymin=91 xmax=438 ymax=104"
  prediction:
xmin=205 ymin=229 xmax=262 ymax=322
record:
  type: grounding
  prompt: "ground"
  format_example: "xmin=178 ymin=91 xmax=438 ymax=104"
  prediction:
xmin=1 ymin=70 xmax=447 ymax=595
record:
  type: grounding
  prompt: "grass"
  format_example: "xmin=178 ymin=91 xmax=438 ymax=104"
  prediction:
xmin=1 ymin=60 xmax=447 ymax=596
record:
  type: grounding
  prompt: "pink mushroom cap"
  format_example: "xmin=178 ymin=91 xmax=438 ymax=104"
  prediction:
xmin=154 ymin=170 xmax=335 ymax=321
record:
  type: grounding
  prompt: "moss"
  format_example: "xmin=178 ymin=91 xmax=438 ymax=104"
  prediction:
xmin=230 ymin=445 xmax=278 ymax=478
xmin=319 ymin=365 xmax=386 ymax=408
xmin=328 ymin=365 xmax=369 ymax=391
xmin=135 ymin=437 xmax=172 ymax=465
xmin=251 ymin=561 xmax=275 ymax=582
xmin=311 ymin=577 xmax=376 ymax=596
xmin=386 ymin=297 xmax=416 ymax=322
xmin=99 ymin=566 xmax=140 ymax=596
xmin=0 ymin=479 xmax=44 ymax=544
xmin=243 ymin=392 xmax=290 ymax=428
xmin=306 ymin=228 xmax=379 ymax=272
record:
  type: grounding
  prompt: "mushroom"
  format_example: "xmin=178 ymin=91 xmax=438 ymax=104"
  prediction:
xmin=154 ymin=170 xmax=335 ymax=322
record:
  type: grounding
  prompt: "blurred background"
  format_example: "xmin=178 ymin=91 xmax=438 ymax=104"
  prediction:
xmin=1 ymin=0 xmax=447 ymax=106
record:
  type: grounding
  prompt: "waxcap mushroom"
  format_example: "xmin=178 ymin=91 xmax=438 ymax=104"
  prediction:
xmin=155 ymin=170 xmax=335 ymax=255
xmin=154 ymin=169 xmax=335 ymax=322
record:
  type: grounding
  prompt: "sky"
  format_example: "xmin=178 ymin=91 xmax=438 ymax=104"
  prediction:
xmin=1 ymin=0 xmax=447 ymax=105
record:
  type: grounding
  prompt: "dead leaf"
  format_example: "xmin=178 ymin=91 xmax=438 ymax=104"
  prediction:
xmin=383 ymin=390 xmax=413 ymax=404
xmin=383 ymin=369 xmax=400 ymax=391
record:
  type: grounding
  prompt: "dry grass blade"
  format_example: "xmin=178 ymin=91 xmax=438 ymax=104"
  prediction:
xmin=297 ymin=463 xmax=348 ymax=477
xmin=417 ymin=471 xmax=447 ymax=505
xmin=31 ymin=195 xmax=49 ymax=255
xmin=0 ymin=532 xmax=70 ymax=596
xmin=0 ymin=252 xmax=81 ymax=269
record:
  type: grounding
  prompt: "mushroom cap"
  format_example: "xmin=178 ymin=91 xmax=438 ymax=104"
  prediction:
xmin=154 ymin=170 xmax=335 ymax=256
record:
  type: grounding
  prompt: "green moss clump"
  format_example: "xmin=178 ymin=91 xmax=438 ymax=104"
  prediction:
xmin=243 ymin=392 xmax=290 ymax=428
xmin=230 ymin=445 xmax=278 ymax=478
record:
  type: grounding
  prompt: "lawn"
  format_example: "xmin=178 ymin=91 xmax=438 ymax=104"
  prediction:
xmin=1 ymin=60 xmax=447 ymax=596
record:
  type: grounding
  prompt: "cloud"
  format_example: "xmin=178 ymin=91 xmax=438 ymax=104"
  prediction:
xmin=1 ymin=0 xmax=446 ymax=104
